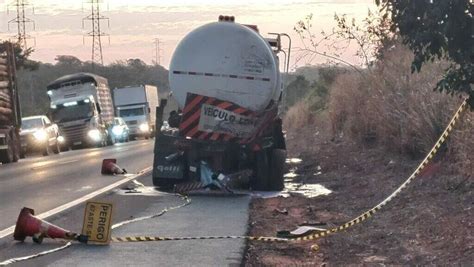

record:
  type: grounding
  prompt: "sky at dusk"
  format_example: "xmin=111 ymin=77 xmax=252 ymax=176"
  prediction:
xmin=0 ymin=0 xmax=375 ymax=70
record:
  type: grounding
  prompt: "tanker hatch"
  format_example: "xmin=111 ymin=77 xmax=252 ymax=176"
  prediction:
xmin=218 ymin=15 xmax=235 ymax=22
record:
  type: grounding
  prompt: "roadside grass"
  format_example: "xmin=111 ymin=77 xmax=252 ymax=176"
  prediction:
xmin=284 ymin=44 xmax=473 ymax=177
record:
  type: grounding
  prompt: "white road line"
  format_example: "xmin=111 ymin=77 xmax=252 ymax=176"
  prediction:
xmin=0 ymin=166 xmax=153 ymax=240
xmin=30 ymin=159 xmax=80 ymax=170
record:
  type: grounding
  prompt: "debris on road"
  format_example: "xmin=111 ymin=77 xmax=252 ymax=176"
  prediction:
xmin=101 ymin=159 xmax=127 ymax=175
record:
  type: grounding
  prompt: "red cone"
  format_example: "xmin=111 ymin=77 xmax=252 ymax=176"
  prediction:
xmin=101 ymin=159 xmax=127 ymax=175
xmin=13 ymin=207 xmax=87 ymax=244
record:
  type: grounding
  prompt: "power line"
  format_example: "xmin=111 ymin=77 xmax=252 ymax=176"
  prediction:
xmin=83 ymin=0 xmax=109 ymax=67
xmin=7 ymin=0 xmax=35 ymax=49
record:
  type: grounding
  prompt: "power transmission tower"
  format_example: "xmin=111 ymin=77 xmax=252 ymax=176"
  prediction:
xmin=83 ymin=0 xmax=109 ymax=67
xmin=153 ymin=38 xmax=162 ymax=66
xmin=7 ymin=0 xmax=35 ymax=49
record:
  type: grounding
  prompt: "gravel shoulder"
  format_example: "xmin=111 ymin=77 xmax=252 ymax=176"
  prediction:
xmin=244 ymin=126 xmax=473 ymax=265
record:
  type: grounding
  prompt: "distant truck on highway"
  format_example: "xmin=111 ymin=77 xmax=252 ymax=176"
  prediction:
xmin=0 ymin=43 xmax=21 ymax=164
xmin=47 ymin=73 xmax=114 ymax=148
xmin=113 ymin=85 xmax=158 ymax=139
xmin=152 ymin=16 xmax=291 ymax=191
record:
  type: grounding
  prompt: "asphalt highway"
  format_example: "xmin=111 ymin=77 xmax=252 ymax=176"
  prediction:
xmin=0 ymin=140 xmax=154 ymax=231
xmin=0 ymin=138 xmax=250 ymax=266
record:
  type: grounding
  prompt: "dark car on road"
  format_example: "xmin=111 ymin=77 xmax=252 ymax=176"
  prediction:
xmin=20 ymin=116 xmax=61 ymax=157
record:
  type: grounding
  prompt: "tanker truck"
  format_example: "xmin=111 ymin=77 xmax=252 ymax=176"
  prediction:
xmin=153 ymin=16 xmax=291 ymax=191
xmin=47 ymin=73 xmax=114 ymax=148
xmin=0 ymin=43 xmax=21 ymax=164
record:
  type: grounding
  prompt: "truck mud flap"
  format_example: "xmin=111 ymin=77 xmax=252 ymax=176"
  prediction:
xmin=152 ymin=134 xmax=186 ymax=186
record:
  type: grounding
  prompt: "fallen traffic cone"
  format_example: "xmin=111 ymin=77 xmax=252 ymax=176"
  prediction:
xmin=13 ymin=207 xmax=88 ymax=244
xmin=101 ymin=159 xmax=127 ymax=175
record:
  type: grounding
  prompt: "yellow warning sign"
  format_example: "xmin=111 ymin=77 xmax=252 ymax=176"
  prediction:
xmin=82 ymin=201 xmax=113 ymax=245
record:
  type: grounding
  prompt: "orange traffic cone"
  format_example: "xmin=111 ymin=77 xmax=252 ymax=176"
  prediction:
xmin=13 ymin=207 xmax=88 ymax=244
xmin=101 ymin=159 xmax=127 ymax=175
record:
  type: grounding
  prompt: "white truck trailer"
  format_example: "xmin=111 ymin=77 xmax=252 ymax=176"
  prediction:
xmin=113 ymin=85 xmax=159 ymax=139
xmin=152 ymin=16 xmax=291 ymax=191
xmin=47 ymin=73 xmax=114 ymax=148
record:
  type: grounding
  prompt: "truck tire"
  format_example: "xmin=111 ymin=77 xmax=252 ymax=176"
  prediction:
xmin=20 ymin=147 xmax=26 ymax=159
xmin=42 ymin=145 xmax=50 ymax=156
xmin=253 ymin=149 xmax=270 ymax=191
xmin=107 ymin=135 xmax=115 ymax=146
xmin=0 ymin=133 xmax=14 ymax=164
xmin=51 ymin=142 xmax=60 ymax=154
xmin=12 ymin=133 xmax=20 ymax=162
xmin=267 ymin=149 xmax=287 ymax=191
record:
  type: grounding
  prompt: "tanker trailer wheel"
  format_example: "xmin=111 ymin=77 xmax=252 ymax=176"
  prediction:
xmin=253 ymin=149 xmax=270 ymax=191
xmin=267 ymin=149 xmax=287 ymax=191
xmin=42 ymin=144 xmax=50 ymax=156
xmin=20 ymin=147 xmax=26 ymax=159
xmin=12 ymin=132 xmax=20 ymax=162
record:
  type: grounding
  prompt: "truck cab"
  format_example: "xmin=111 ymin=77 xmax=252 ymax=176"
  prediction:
xmin=113 ymin=85 xmax=158 ymax=139
xmin=47 ymin=73 xmax=114 ymax=148
xmin=116 ymin=104 xmax=150 ymax=138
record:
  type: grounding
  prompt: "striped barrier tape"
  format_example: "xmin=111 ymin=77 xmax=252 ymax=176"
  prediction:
xmin=173 ymin=182 xmax=205 ymax=194
xmin=112 ymin=235 xmax=288 ymax=243
xmin=111 ymin=98 xmax=469 ymax=244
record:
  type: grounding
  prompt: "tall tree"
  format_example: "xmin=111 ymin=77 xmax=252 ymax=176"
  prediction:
xmin=377 ymin=0 xmax=473 ymax=106
xmin=0 ymin=41 xmax=38 ymax=70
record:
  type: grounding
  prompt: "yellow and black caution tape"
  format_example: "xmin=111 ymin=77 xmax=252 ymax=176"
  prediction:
xmin=111 ymin=98 xmax=469 ymax=244
xmin=112 ymin=235 xmax=287 ymax=243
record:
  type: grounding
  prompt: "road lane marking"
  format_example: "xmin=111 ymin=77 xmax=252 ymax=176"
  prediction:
xmin=30 ymin=159 xmax=80 ymax=170
xmin=0 ymin=166 xmax=152 ymax=240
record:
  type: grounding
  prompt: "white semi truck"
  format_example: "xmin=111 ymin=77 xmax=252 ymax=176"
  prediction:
xmin=47 ymin=73 xmax=114 ymax=148
xmin=113 ymin=85 xmax=159 ymax=139
xmin=152 ymin=16 xmax=291 ymax=191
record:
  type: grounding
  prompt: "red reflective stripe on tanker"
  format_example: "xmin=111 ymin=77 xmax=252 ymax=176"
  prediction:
xmin=180 ymin=112 xmax=201 ymax=132
xmin=182 ymin=95 xmax=203 ymax=115
xmin=198 ymin=132 xmax=211 ymax=140
xmin=186 ymin=127 xmax=201 ymax=138
xmin=210 ymin=133 xmax=220 ymax=141
xmin=216 ymin=102 xmax=233 ymax=110
xmin=232 ymin=107 xmax=246 ymax=114
xmin=180 ymin=97 xmax=214 ymax=133
xmin=181 ymin=97 xmax=216 ymax=136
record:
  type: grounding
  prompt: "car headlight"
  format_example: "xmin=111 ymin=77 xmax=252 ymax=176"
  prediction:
xmin=139 ymin=123 xmax=149 ymax=132
xmin=112 ymin=126 xmax=123 ymax=136
xmin=57 ymin=136 xmax=65 ymax=143
xmin=33 ymin=130 xmax=48 ymax=141
xmin=87 ymin=129 xmax=102 ymax=142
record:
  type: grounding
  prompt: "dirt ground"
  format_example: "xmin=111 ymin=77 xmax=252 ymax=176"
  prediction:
xmin=244 ymin=125 xmax=473 ymax=266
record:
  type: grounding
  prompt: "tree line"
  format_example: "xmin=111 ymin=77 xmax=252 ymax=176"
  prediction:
xmin=15 ymin=55 xmax=169 ymax=116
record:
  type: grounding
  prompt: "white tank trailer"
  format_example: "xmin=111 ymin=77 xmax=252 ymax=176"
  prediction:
xmin=153 ymin=16 xmax=291 ymax=191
